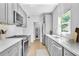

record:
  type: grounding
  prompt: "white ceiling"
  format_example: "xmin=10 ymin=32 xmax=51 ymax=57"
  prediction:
xmin=20 ymin=4 xmax=58 ymax=16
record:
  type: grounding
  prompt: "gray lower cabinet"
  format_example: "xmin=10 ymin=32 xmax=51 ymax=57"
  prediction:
xmin=47 ymin=37 xmax=52 ymax=55
xmin=0 ymin=41 xmax=22 ymax=56
xmin=64 ymin=49 xmax=75 ymax=56
xmin=42 ymin=35 xmax=45 ymax=45
xmin=0 ymin=49 xmax=8 ymax=56
xmin=45 ymin=36 xmax=62 ymax=56
xmin=45 ymin=36 xmax=48 ymax=48
xmin=45 ymin=35 xmax=76 ymax=56
xmin=51 ymin=42 xmax=62 ymax=56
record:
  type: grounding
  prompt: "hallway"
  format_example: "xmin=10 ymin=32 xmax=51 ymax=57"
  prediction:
xmin=27 ymin=40 xmax=49 ymax=56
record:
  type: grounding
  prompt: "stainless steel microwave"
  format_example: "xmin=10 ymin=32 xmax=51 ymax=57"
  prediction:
xmin=13 ymin=11 xmax=23 ymax=27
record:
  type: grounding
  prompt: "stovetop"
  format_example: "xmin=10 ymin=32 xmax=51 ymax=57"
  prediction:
xmin=6 ymin=35 xmax=30 ymax=38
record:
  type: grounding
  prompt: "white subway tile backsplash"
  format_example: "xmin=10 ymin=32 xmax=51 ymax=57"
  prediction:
xmin=6 ymin=25 xmax=24 ymax=37
xmin=6 ymin=25 xmax=17 ymax=37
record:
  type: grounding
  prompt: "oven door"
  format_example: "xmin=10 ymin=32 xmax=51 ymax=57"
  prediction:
xmin=22 ymin=39 xmax=28 ymax=56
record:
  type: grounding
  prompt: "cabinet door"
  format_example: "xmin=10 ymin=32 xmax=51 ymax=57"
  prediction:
xmin=0 ymin=41 xmax=22 ymax=56
xmin=17 ymin=4 xmax=27 ymax=28
xmin=51 ymin=42 xmax=62 ymax=56
xmin=17 ymin=41 xmax=22 ymax=56
xmin=8 ymin=43 xmax=18 ymax=56
xmin=42 ymin=35 xmax=45 ymax=45
xmin=45 ymin=36 xmax=48 ymax=47
xmin=48 ymin=38 xmax=52 ymax=55
xmin=7 ymin=3 xmax=18 ymax=24
xmin=12 ymin=3 xmax=17 ymax=11
xmin=45 ymin=36 xmax=53 ymax=56
xmin=48 ymin=38 xmax=54 ymax=56
xmin=0 ymin=44 xmax=18 ymax=56
xmin=0 ymin=49 xmax=9 ymax=56
xmin=22 ymin=10 xmax=27 ymax=28
xmin=7 ymin=3 xmax=14 ymax=24
xmin=0 ymin=3 xmax=7 ymax=23
xmin=8 ymin=47 xmax=18 ymax=56
xmin=64 ymin=49 xmax=75 ymax=56
xmin=8 ymin=41 xmax=22 ymax=56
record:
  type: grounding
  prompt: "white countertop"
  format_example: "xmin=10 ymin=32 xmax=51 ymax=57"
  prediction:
xmin=46 ymin=34 xmax=79 ymax=56
xmin=0 ymin=38 xmax=23 ymax=53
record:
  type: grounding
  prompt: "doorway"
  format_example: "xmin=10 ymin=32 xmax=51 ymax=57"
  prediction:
xmin=34 ymin=22 xmax=40 ymax=40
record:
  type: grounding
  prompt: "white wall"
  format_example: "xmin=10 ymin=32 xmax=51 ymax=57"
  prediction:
xmin=34 ymin=22 xmax=40 ymax=39
xmin=39 ymin=15 xmax=43 ymax=42
xmin=45 ymin=14 xmax=52 ymax=34
xmin=25 ymin=15 xmax=43 ymax=43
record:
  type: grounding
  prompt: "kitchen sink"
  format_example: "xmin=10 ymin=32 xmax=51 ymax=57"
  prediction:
xmin=52 ymin=35 xmax=61 ymax=38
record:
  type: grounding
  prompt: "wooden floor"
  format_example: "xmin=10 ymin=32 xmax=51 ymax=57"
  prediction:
xmin=27 ymin=39 xmax=49 ymax=56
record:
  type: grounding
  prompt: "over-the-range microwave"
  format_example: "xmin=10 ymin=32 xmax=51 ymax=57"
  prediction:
xmin=13 ymin=10 xmax=23 ymax=27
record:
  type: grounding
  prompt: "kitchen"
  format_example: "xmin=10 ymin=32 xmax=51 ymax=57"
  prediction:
xmin=0 ymin=3 xmax=79 ymax=56
xmin=0 ymin=3 xmax=31 ymax=56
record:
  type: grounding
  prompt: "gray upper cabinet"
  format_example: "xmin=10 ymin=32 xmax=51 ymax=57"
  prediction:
xmin=22 ymin=11 xmax=27 ymax=27
xmin=0 ymin=3 xmax=7 ymax=24
xmin=17 ymin=4 xmax=27 ymax=28
xmin=7 ymin=3 xmax=18 ymax=24
xmin=7 ymin=4 xmax=14 ymax=24
xmin=0 ymin=3 xmax=27 ymax=26
xmin=12 ymin=3 xmax=17 ymax=11
xmin=0 ymin=3 xmax=18 ymax=24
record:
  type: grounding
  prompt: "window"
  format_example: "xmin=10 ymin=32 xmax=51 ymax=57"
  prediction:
xmin=58 ymin=10 xmax=71 ymax=36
